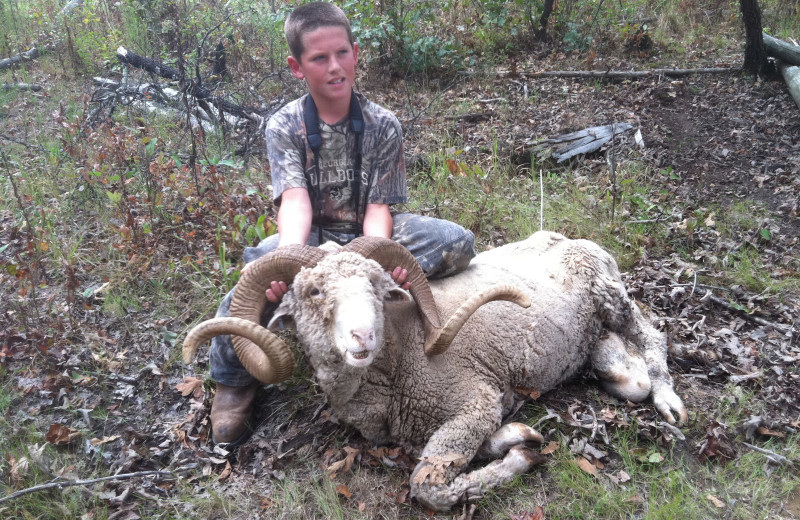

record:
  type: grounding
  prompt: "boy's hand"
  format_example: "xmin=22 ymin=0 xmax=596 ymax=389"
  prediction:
xmin=391 ymin=267 xmax=411 ymax=290
xmin=266 ymin=281 xmax=288 ymax=303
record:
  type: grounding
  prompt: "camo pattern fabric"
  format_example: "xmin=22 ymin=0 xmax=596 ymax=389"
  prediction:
xmin=209 ymin=213 xmax=476 ymax=386
xmin=266 ymin=93 xmax=408 ymax=230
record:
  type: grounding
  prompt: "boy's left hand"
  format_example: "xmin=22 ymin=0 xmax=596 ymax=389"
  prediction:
xmin=391 ymin=267 xmax=411 ymax=290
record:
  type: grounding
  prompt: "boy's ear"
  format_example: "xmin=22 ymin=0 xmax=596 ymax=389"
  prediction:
xmin=288 ymin=55 xmax=304 ymax=80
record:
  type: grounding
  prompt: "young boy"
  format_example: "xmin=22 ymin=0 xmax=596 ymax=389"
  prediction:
xmin=207 ymin=2 xmax=476 ymax=445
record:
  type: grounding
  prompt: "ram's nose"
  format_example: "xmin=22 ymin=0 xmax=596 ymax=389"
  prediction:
xmin=351 ymin=328 xmax=376 ymax=349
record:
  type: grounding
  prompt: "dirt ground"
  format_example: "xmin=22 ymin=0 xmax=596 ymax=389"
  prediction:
xmin=1 ymin=39 xmax=799 ymax=518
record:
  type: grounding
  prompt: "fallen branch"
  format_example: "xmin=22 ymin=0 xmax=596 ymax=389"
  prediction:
xmin=0 ymin=470 xmax=174 ymax=504
xmin=741 ymin=442 xmax=794 ymax=466
xmin=527 ymin=67 xmax=739 ymax=79
xmin=0 ymin=48 xmax=40 ymax=71
xmin=115 ymin=46 xmax=260 ymax=123
xmin=1 ymin=83 xmax=42 ymax=91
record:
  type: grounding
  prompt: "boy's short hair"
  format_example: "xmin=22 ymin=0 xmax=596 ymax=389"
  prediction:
xmin=284 ymin=2 xmax=354 ymax=61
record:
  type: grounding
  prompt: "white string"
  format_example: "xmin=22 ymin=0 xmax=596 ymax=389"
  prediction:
xmin=539 ymin=168 xmax=544 ymax=231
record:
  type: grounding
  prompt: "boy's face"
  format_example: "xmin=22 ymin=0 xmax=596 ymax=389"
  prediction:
xmin=288 ymin=26 xmax=358 ymax=112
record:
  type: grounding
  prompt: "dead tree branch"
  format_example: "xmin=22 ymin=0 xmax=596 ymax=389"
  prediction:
xmin=2 ymin=83 xmax=42 ymax=91
xmin=0 ymin=48 xmax=40 ymax=71
xmin=527 ymin=67 xmax=739 ymax=79
xmin=0 ymin=470 xmax=174 ymax=504
xmin=115 ymin=46 xmax=260 ymax=123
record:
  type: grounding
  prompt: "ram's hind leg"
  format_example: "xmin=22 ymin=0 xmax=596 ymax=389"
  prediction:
xmin=591 ymin=332 xmax=652 ymax=403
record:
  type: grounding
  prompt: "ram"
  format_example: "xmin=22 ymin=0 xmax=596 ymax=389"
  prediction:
xmin=184 ymin=231 xmax=687 ymax=511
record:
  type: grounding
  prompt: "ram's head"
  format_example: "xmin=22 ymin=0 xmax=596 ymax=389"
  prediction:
xmin=267 ymin=252 xmax=412 ymax=368
xmin=183 ymin=237 xmax=444 ymax=383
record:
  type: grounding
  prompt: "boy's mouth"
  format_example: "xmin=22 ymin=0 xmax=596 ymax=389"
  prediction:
xmin=329 ymin=78 xmax=346 ymax=85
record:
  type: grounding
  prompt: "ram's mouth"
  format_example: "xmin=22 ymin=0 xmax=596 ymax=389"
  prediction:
xmin=344 ymin=349 xmax=374 ymax=368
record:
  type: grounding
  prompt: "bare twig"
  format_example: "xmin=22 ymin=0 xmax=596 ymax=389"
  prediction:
xmin=0 ymin=470 xmax=174 ymax=504
xmin=741 ymin=442 xmax=794 ymax=466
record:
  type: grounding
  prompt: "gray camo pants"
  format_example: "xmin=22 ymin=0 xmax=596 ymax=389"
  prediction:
xmin=208 ymin=213 xmax=476 ymax=386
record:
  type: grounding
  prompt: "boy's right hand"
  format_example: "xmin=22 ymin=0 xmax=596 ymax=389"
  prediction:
xmin=266 ymin=281 xmax=288 ymax=303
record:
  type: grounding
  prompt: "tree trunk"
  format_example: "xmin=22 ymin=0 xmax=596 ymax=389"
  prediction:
xmin=739 ymin=0 xmax=773 ymax=76
xmin=763 ymin=33 xmax=800 ymax=66
xmin=536 ymin=0 xmax=556 ymax=41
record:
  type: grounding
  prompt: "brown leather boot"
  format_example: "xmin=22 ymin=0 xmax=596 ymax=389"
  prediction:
xmin=210 ymin=382 xmax=259 ymax=445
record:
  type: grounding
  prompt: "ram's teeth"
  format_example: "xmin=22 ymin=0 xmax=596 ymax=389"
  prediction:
xmin=352 ymin=351 xmax=368 ymax=360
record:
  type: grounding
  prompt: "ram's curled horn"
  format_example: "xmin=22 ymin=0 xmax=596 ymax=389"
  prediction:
xmin=183 ymin=317 xmax=296 ymax=383
xmin=223 ymin=244 xmax=328 ymax=383
xmin=425 ymin=285 xmax=530 ymax=356
xmin=342 ymin=236 xmax=443 ymax=341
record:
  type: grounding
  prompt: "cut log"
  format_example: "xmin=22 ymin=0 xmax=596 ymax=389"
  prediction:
xmin=1 ymin=83 xmax=42 ymax=91
xmin=541 ymin=123 xmax=634 ymax=163
xmin=778 ymin=61 xmax=800 ymax=110
xmin=0 ymin=48 xmax=40 ymax=71
xmin=763 ymin=33 xmax=800 ymax=66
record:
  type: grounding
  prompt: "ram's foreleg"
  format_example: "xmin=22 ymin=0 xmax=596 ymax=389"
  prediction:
xmin=415 ymin=445 xmax=546 ymax=512
xmin=410 ymin=398 xmax=544 ymax=511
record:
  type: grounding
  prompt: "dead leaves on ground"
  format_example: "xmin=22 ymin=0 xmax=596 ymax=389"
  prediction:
xmin=511 ymin=507 xmax=546 ymax=520
xmin=412 ymin=453 xmax=468 ymax=486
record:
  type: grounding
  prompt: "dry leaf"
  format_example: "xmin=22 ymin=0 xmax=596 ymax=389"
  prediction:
xmin=218 ymin=461 xmax=232 ymax=481
xmin=541 ymin=441 xmax=560 ymax=455
xmin=514 ymin=386 xmax=542 ymax=399
xmin=395 ymin=487 xmax=409 ymax=504
xmin=46 ymin=423 xmax=82 ymax=445
xmin=706 ymin=494 xmax=725 ymax=508
xmin=326 ymin=446 xmax=361 ymax=475
xmin=176 ymin=376 xmax=204 ymax=399
xmin=413 ymin=453 xmax=468 ymax=485
xmin=358 ymin=501 xmax=366 ymax=511
xmin=336 ymin=484 xmax=352 ymax=498
xmin=574 ymin=456 xmax=598 ymax=475
xmin=756 ymin=426 xmax=785 ymax=438
xmin=9 ymin=455 xmax=29 ymax=485
xmin=90 ymin=435 xmax=121 ymax=446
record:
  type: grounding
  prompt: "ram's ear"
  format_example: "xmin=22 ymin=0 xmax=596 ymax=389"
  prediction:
xmin=267 ymin=308 xmax=296 ymax=331
xmin=385 ymin=287 xmax=412 ymax=303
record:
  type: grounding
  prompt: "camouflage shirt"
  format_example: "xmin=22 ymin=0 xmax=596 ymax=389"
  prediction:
xmin=266 ymin=93 xmax=408 ymax=232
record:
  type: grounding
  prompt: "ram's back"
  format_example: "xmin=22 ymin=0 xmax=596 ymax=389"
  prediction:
xmin=427 ymin=231 xmax=609 ymax=394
